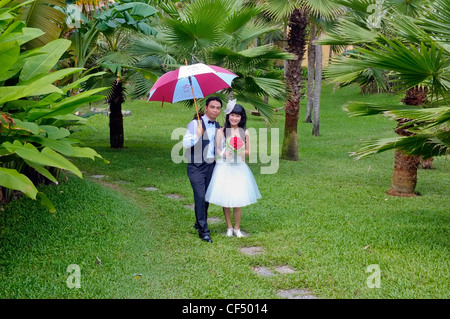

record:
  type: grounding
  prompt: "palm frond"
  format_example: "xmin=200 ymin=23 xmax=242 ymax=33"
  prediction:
xmin=301 ymin=0 xmax=344 ymax=19
xmin=352 ymin=132 xmax=449 ymax=160
xmin=352 ymin=38 xmax=450 ymax=98
xmin=344 ymin=101 xmax=421 ymax=117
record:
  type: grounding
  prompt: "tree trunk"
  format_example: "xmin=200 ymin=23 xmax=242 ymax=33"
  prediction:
xmin=312 ymin=43 xmax=322 ymax=137
xmin=305 ymin=27 xmax=315 ymax=123
xmin=387 ymin=150 xmax=420 ymax=196
xmin=281 ymin=8 xmax=308 ymax=161
xmin=108 ymin=77 xmax=125 ymax=149
xmin=387 ymin=86 xmax=426 ymax=196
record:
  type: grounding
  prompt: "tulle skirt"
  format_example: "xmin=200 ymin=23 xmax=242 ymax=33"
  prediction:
xmin=206 ymin=162 xmax=261 ymax=208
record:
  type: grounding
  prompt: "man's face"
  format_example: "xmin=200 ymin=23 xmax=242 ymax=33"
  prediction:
xmin=205 ymin=100 xmax=222 ymax=120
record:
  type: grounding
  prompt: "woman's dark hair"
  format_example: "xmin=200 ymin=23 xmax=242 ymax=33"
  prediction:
xmin=224 ymin=104 xmax=247 ymax=140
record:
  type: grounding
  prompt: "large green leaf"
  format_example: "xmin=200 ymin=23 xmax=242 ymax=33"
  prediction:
xmin=0 ymin=27 xmax=44 ymax=46
xmin=2 ymin=140 xmax=82 ymax=178
xmin=0 ymin=40 xmax=20 ymax=76
xmin=9 ymin=118 xmax=40 ymax=134
xmin=19 ymin=38 xmax=71 ymax=83
xmin=27 ymin=135 xmax=75 ymax=157
xmin=0 ymin=68 xmax=83 ymax=105
xmin=24 ymin=159 xmax=58 ymax=184
xmin=0 ymin=166 xmax=37 ymax=199
xmin=17 ymin=0 xmax=67 ymax=49
xmin=27 ymin=89 xmax=107 ymax=121
xmin=37 ymin=191 xmax=56 ymax=213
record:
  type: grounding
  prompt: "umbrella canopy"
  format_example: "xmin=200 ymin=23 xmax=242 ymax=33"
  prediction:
xmin=148 ymin=63 xmax=237 ymax=104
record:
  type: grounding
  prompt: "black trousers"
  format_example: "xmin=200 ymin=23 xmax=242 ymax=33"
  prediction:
xmin=187 ymin=161 xmax=215 ymax=237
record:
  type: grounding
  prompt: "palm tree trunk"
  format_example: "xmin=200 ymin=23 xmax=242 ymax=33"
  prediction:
xmin=108 ymin=78 xmax=125 ymax=149
xmin=282 ymin=8 xmax=308 ymax=161
xmin=312 ymin=43 xmax=322 ymax=137
xmin=387 ymin=87 xmax=426 ymax=196
xmin=305 ymin=27 xmax=315 ymax=123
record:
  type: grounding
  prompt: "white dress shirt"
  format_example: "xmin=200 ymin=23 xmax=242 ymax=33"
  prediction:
xmin=183 ymin=115 xmax=217 ymax=160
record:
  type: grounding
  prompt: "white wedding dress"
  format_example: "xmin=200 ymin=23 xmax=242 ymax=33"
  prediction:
xmin=205 ymin=136 xmax=261 ymax=208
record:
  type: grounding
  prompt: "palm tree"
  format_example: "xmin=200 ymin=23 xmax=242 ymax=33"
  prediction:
xmin=264 ymin=0 xmax=341 ymax=160
xmin=64 ymin=1 xmax=158 ymax=148
xmin=321 ymin=0 xmax=449 ymax=196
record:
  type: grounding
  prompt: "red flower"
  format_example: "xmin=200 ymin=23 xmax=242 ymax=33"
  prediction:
xmin=227 ymin=136 xmax=244 ymax=152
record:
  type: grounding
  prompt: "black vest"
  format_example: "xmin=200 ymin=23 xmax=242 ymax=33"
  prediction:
xmin=186 ymin=119 xmax=220 ymax=165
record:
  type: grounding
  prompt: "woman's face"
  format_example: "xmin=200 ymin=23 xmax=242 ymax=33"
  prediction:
xmin=229 ymin=113 xmax=241 ymax=126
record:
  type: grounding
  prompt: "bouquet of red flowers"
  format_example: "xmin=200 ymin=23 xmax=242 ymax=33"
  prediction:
xmin=226 ymin=136 xmax=245 ymax=163
xmin=227 ymin=136 xmax=244 ymax=152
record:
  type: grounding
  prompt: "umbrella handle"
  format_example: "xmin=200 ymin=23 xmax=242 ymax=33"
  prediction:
xmin=185 ymin=59 xmax=202 ymax=134
xmin=188 ymin=75 xmax=203 ymax=135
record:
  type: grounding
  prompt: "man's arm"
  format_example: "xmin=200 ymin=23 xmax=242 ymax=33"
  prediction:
xmin=182 ymin=120 xmax=203 ymax=149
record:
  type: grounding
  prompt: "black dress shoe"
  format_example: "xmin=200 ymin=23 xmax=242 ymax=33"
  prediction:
xmin=200 ymin=235 xmax=212 ymax=243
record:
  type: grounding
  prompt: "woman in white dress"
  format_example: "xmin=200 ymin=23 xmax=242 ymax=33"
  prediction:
xmin=205 ymin=100 xmax=261 ymax=238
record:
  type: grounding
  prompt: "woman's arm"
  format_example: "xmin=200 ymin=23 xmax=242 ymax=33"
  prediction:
xmin=215 ymin=128 xmax=225 ymax=157
xmin=244 ymin=129 xmax=250 ymax=157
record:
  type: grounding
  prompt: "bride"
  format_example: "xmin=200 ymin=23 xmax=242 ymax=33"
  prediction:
xmin=205 ymin=100 xmax=261 ymax=238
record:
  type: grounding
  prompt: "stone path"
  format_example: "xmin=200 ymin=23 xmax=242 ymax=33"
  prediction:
xmin=276 ymin=289 xmax=317 ymax=299
xmin=90 ymin=175 xmax=317 ymax=299
xmin=240 ymin=245 xmax=317 ymax=299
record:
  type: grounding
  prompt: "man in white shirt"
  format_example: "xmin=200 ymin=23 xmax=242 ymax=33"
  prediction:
xmin=183 ymin=97 xmax=222 ymax=243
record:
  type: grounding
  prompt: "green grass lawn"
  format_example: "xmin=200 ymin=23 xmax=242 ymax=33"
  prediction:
xmin=0 ymin=83 xmax=448 ymax=299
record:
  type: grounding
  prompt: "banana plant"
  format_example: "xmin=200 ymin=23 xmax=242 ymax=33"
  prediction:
xmin=0 ymin=1 xmax=108 ymax=211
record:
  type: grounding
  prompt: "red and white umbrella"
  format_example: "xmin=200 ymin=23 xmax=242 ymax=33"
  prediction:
xmin=148 ymin=62 xmax=238 ymax=128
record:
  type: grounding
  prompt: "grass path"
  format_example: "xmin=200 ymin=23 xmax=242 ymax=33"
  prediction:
xmin=1 ymin=83 xmax=448 ymax=299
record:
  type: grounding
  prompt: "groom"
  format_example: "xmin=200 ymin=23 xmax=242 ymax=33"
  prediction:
xmin=183 ymin=96 xmax=222 ymax=243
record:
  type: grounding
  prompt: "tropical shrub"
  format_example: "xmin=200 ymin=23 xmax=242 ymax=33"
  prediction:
xmin=0 ymin=0 xmax=107 ymax=211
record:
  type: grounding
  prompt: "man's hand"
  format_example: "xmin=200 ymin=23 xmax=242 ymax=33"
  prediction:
xmin=196 ymin=125 xmax=203 ymax=137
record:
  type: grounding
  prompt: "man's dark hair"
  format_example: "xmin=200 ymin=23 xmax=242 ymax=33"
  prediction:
xmin=193 ymin=96 xmax=222 ymax=119
xmin=205 ymin=96 xmax=222 ymax=108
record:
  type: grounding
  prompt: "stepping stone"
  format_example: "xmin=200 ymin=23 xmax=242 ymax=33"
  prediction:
xmin=240 ymin=246 xmax=264 ymax=255
xmin=143 ymin=186 xmax=158 ymax=191
xmin=274 ymin=265 xmax=297 ymax=274
xmin=252 ymin=266 xmax=275 ymax=277
xmin=164 ymin=194 xmax=184 ymax=199
xmin=207 ymin=217 xmax=222 ymax=224
xmin=114 ymin=180 xmax=130 ymax=184
xmin=90 ymin=174 xmax=105 ymax=178
xmin=183 ymin=204 xmax=194 ymax=210
xmin=277 ymin=289 xmax=317 ymax=299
